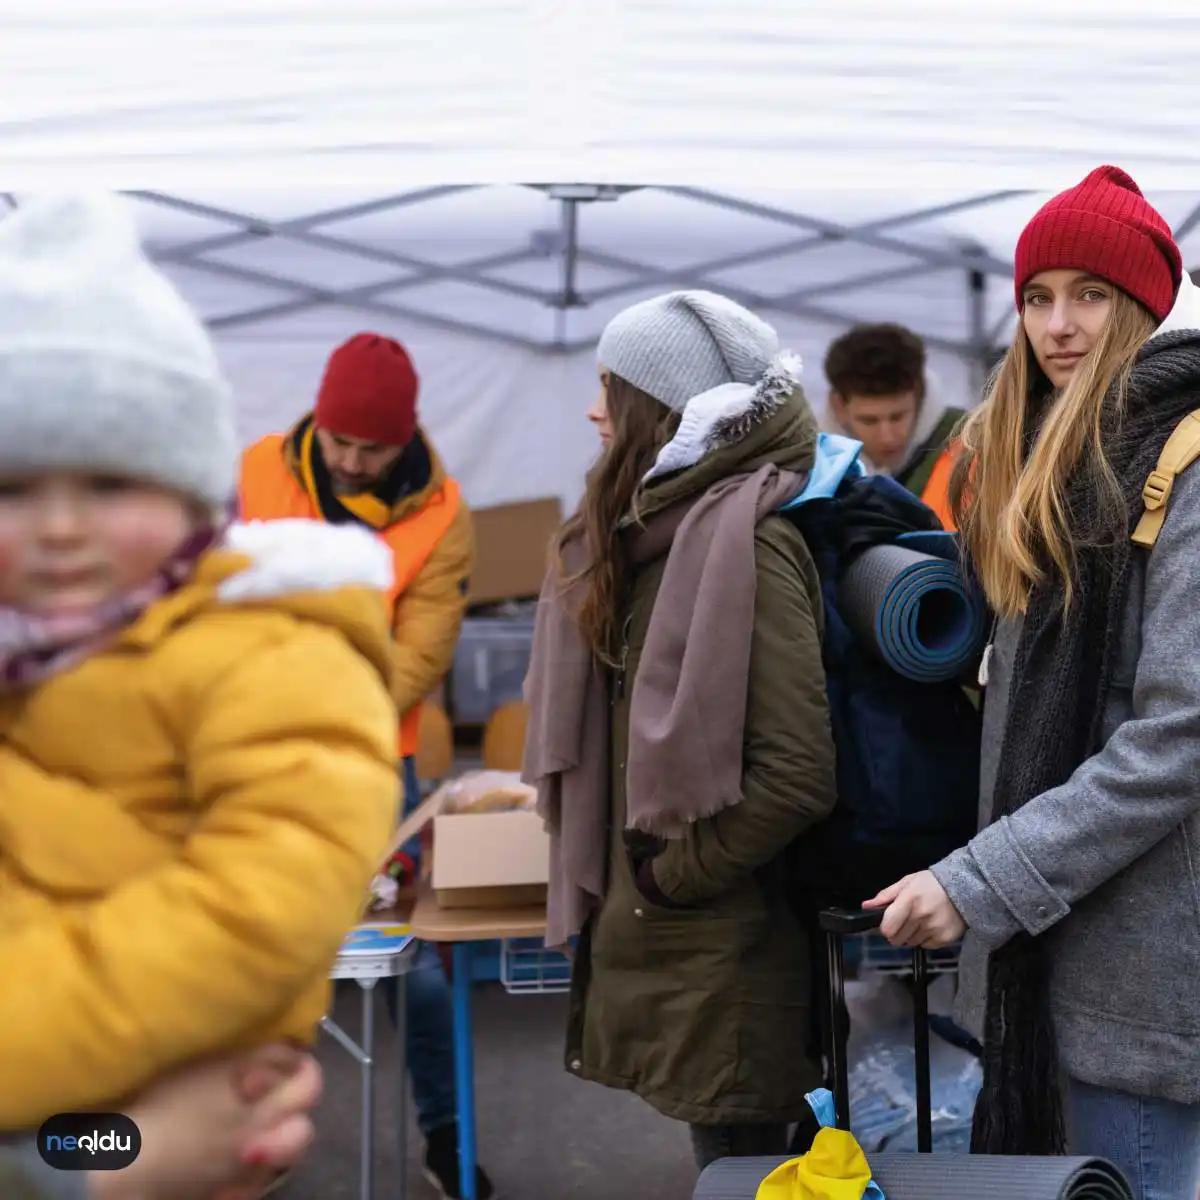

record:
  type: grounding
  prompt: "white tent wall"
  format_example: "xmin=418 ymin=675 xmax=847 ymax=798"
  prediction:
xmin=105 ymin=181 xmax=1007 ymax=512
xmin=214 ymin=312 xmax=974 ymax=514
xmin=116 ymin=181 xmax=1198 ymax=514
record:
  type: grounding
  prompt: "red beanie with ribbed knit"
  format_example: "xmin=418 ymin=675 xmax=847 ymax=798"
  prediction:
xmin=314 ymin=333 xmax=419 ymax=447
xmin=1013 ymin=165 xmax=1182 ymax=322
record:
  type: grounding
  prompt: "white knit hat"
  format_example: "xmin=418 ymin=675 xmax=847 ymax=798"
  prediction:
xmin=0 ymin=192 xmax=237 ymax=509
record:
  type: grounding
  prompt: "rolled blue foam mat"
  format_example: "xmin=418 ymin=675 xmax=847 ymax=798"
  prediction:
xmin=838 ymin=540 xmax=987 ymax=683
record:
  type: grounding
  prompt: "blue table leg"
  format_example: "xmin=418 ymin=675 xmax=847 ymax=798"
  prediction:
xmin=451 ymin=942 xmax=477 ymax=1200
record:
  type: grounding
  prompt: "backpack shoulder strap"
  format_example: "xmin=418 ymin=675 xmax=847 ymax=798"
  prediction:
xmin=1132 ymin=409 xmax=1200 ymax=549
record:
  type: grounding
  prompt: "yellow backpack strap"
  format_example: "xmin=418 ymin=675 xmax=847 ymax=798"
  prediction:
xmin=1132 ymin=409 xmax=1200 ymax=549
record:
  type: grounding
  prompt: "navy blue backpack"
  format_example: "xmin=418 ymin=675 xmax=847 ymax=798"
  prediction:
xmin=780 ymin=436 xmax=983 ymax=907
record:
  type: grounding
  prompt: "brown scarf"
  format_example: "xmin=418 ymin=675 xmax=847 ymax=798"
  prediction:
xmin=523 ymin=463 xmax=806 ymax=947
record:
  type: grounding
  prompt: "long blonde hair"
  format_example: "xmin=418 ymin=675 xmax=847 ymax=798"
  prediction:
xmin=950 ymin=290 xmax=1157 ymax=617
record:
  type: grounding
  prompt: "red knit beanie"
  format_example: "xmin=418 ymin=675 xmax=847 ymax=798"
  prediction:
xmin=1013 ymin=165 xmax=1182 ymax=322
xmin=314 ymin=333 xmax=418 ymax=447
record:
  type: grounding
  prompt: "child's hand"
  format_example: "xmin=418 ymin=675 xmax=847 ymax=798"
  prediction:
xmin=232 ymin=1042 xmax=307 ymax=1103
xmin=217 ymin=1053 xmax=323 ymax=1198
xmin=87 ymin=1047 xmax=322 ymax=1200
xmin=237 ymin=1050 xmax=322 ymax=1166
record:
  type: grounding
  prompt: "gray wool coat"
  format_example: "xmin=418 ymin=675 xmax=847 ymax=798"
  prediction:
xmin=933 ymin=454 xmax=1200 ymax=1106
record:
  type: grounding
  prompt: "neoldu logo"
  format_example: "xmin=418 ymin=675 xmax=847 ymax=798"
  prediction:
xmin=38 ymin=1113 xmax=141 ymax=1171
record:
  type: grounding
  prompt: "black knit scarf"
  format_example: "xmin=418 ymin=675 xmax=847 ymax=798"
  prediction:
xmin=289 ymin=415 xmax=433 ymax=528
xmin=972 ymin=330 xmax=1200 ymax=1156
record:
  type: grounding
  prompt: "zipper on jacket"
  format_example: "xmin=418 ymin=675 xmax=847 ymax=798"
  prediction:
xmin=614 ymin=614 xmax=633 ymax=700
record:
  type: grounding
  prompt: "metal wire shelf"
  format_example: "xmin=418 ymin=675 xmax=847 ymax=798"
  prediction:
xmin=499 ymin=937 xmax=572 ymax=995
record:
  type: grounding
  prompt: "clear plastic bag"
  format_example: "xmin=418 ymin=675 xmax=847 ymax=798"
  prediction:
xmin=843 ymin=974 xmax=982 ymax=1154
xmin=432 ymin=769 xmax=536 ymax=814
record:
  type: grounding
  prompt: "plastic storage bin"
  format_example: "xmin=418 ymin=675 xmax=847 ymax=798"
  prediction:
xmin=451 ymin=617 xmax=536 ymax=724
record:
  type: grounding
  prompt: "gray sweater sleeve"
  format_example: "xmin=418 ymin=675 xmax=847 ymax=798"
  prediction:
xmin=933 ymin=465 xmax=1200 ymax=950
xmin=0 ymin=1136 xmax=87 ymax=1200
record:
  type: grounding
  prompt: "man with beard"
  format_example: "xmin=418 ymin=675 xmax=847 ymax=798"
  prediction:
xmin=240 ymin=332 xmax=492 ymax=1200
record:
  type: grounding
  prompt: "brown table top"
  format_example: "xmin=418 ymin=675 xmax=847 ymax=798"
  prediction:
xmin=409 ymin=887 xmax=547 ymax=943
xmin=357 ymin=895 xmax=415 ymax=924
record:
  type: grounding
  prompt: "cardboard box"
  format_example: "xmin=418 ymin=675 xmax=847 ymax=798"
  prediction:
xmin=468 ymin=497 xmax=563 ymax=606
xmin=431 ymin=809 xmax=548 ymax=909
xmin=378 ymin=781 xmax=549 ymax=910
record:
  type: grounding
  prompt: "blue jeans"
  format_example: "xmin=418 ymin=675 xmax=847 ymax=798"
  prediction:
xmin=383 ymin=756 xmax=457 ymax=1136
xmin=1067 ymin=1077 xmax=1200 ymax=1200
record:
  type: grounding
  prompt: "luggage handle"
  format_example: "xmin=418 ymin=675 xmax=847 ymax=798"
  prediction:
xmin=819 ymin=906 xmax=933 ymax=1153
xmin=819 ymin=906 xmax=885 ymax=936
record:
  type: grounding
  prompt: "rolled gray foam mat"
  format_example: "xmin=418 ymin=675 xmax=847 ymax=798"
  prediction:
xmin=694 ymin=1152 xmax=1133 ymax=1200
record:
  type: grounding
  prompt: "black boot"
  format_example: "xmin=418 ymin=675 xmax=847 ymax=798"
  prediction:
xmin=423 ymin=1123 xmax=495 ymax=1200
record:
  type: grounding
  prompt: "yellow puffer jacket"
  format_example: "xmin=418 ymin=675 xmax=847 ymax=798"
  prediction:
xmin=0 ymin=519 xmax=400 ymax=1129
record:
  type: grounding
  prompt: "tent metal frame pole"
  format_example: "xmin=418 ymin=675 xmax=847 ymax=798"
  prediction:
xmin=661 ymin=186 xmax=1018 ymax=277
xmin=206 ymin=246 xmax=539 ymax=332
xmin=573 ymin=245 xmax=972 ymax=358
xmin=551 ymin=197 xmax=582 ymax=346
xmin=579 ymin=190 xmax=1029 ymax=309
xmin=118 ymin=184 xmax=1044 ymax=361
xmin=132 ymin=186 xmax=479 ymax=259
xmin=966 ymin=254 xmax=990 ymax=397
xmin=134 ymin=189 xmax=557 ymax=306
xmin=768 ymin=261 xmax=940 ymax=306
xmin=1174 ymin=199 xmax=1200 ymax=243
xmin=183 ymin=253 xmax=548 ymax=352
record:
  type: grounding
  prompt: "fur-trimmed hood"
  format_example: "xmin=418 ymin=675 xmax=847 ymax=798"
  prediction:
xmin=635 ymin=358 xmax=819 ymax=521
xmin=117 ymin=518 xmax=396 ymax=688
xmin=645 ymin=352 xmax=805 ymax=483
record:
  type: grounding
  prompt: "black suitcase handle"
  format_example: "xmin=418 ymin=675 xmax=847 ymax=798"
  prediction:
xmin=819 ymin=907 xmax=933 ymax=1153
xmin=818 ymin=906 xmax=885 ymax=937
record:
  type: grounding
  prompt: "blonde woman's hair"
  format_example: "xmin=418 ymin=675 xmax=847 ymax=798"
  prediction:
xmin=949 ymin=290 xmax=1158 ymax=617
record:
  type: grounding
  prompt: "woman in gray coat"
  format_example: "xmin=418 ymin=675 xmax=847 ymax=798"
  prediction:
xmin=867 ymin=166 xmax=1200 ymax=1200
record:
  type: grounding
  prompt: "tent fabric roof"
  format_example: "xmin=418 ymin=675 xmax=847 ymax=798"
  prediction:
xmin=5 ymin=3 xmax=1200 ymax=190
xmin=6 ymin=3 xmax=1200 ymax=358
xmin=6 ymin=3 xmax=1200 ymax=511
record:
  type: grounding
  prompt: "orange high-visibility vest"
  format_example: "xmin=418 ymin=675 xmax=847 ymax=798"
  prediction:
xmin=238 ymin=434 xmax=462 ymax=757
xmin=919 ymin=445 xmax=957 ymax=532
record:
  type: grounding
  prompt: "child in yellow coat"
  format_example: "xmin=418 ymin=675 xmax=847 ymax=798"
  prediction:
xmin=0 ymin=193 xmax=400 ymax=1144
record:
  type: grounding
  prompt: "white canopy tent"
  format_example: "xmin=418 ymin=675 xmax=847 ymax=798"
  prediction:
xmin=6 ymin=2 xmax=1200 ymax=510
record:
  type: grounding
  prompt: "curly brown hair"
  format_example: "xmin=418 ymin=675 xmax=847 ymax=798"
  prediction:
xmin=824 ymin=322 xmax=926 ymax=401
xmin=553 ymin=376 xmax=680 ymax=664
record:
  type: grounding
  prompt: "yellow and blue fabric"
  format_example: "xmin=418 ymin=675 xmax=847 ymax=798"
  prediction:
xmin=754 ymin=1089 xmax=886 ymax=1200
